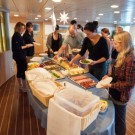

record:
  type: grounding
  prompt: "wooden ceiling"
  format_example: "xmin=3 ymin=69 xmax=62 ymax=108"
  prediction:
xmin=0 ymin=0 xmax=135 ymax=25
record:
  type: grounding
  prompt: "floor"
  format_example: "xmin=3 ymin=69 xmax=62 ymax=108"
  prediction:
xmin=0 ymin=76 xmax=135 ymax=135
xmin=0 ymin=76 xmax=46 ymax=135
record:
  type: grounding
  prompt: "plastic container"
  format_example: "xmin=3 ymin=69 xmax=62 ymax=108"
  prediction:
xmin=54 ymin=87 xmax=100 ymax=116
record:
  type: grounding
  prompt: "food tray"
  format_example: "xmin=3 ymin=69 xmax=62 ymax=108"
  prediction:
xmin=60 ymin=61 xmax=78 ymax=70
xmin=50 ymin=70 xmax=65 ymax=80
xmin=69 ymin=75 xmax=97 ymax=89
xmin=68 ymin=67 xmax=88 ymax=76
xmin=27 ymin=62 xmax=39 ymax=70
xmin=44 ymin=65 xmax=61 ymax=70
xmin=40 ymin=60 xmax=57 ymax=67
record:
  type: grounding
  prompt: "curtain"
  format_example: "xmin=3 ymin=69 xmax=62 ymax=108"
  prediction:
xmin=0 ymin=12 xmax=9 ymax=53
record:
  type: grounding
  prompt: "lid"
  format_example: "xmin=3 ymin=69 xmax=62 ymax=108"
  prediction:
xmin=54 ymin=82 xmax=99 ymax=112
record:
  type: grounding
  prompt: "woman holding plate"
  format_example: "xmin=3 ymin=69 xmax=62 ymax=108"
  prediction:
xmin=101 ymin=31 xmax=135 ymax=135
xmin=12 ymin=22 xmax=33 ymax=92
xmin=70 ymin=22 xmax=109 ymax=80
xmin=23 ymin=22 xmax=36 ymax=60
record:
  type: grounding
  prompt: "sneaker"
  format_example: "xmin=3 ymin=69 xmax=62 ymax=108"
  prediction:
xmin=19 ymin=86 xmax=27 ymax=93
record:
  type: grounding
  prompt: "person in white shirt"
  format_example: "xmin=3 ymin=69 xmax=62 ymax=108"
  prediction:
xmin=54 ymin=25 xmax=85 ymax=60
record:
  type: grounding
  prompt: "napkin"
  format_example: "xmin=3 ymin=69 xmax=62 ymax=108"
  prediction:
xmin=31 ymin=79 xmax=58 ymax=95
xmin=25 ymin=68 xmax=51 ymax=81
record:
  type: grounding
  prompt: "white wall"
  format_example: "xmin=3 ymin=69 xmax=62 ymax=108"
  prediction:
xmin=122 ymin=25 xmax=135 ymax=46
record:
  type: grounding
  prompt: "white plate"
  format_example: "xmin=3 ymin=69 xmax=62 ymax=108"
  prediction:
xmin=30 ymin=57 xmax=44 ymax=62
xmin=96 ymin=77 xmax=112 ymax=88
xmin=72 ymin=48 xmax=81 ymax=52
xmin=79 ymin=59 xmax=93 ymax=65
xmin=33 ymin=42 xmax=41 ymax=46
xmin=27 ymin=44 xmax=34 ymax=47
xmin=54 ymin=51 xmax=58 ymax=55
xmin=39 ymin=53 xmax=48 ymax=57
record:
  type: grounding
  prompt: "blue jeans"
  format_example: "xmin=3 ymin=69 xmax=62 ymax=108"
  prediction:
xmin=114 ymin=103 xmax=127 ymax=135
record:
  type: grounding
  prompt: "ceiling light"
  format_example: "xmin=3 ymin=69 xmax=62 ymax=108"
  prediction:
xmin=45 ymin=7 xmax=52 ymax=10
xmin=57 ymin=19 xmax=60 ymax=20
xmin=14 ymin=14 xmax=19 ymax=17
xmin=114 ymin=21 xmax=117 ymax=24
xmin=98 ymin=13 xmax=103 ymax=16
xmin=114 ymin=11 xmax=120 ymax=14
xmin=52 ymin=0 xmax=61 ymax=2
xmin=74 ymin=18 xmax=77 ymax=20
xmin=111 ymin=5 xmax=119 ymax=8
xmin=133 ymin=21 xmax=135 ymax=22
xmin=35 ymin=17 xmax=39 ymax=20
xmin=37 ymin=15 xmax=41 ymax=17
xmin=86 ymin=20 xmax=89 ymax=22
xmin=45 ymin=19 xmax=48 ymax=21
xmin=133 ymin=18 xmax=135 ymax=19
xmin=36 ymin=0 xmax=42 ymax=3
xmin=96 ymin=17 xmax=100 ymax=20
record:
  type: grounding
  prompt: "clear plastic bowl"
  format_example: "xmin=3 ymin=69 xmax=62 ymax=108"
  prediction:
xmin=54 ymin=86 xmax=99 ymax=116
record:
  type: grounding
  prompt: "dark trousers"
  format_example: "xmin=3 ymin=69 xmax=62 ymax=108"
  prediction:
xmin=89 ymin=63 xmax=107 ymax=80
xmin=15 ymin=58 xmax=27 ymax=79
xmin=114 ymin=103 xmax=127 ymax=135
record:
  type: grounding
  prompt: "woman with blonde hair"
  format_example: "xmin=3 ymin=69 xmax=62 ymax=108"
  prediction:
xmin=102 ymin=31 xmax=135 ymax=135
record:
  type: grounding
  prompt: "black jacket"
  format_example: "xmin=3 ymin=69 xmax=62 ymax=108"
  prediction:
xmin=12 ymin=32 xmax=26 ymax=60
xmin=23 ymin=31 xmax=35 ymax=56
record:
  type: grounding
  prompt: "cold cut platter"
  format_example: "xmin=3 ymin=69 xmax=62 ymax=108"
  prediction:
xmin=69 ymin=75 xmax=97 ymax=89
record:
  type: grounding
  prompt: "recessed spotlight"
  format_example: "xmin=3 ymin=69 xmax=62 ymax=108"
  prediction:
xmin=98 ymin=13 xmax=103 ymax=16
xmin=35 ymin=17 xmax=39 ymax=20
xmin=57 ymin=19 xmax=60 ymax=20
xmin=74 ymin=18 xmax=77 ymax=20
xmin=45 ymin=19 xmax=48 ymax=21
xmin=45 ymin=7 xmax=52 ymax=10
xmin=96 ymin=17 xmax=100 ymax=20
xmin=52 ymin=0 xmax=61 ymax=2
xmin=114 ymin=11 xmax=120 ymax=14
xmin=111 ymin=5 xmax=119 ymax=8
xmin=36 ymin=0 xmax=42 ymax=3
xmin=14 ymin=14 xmax=19 ymax=17
xmin=114 ymin=21 xmax=117 ymax=24
xmin=37 ymin=15 xmax=41 ymax=17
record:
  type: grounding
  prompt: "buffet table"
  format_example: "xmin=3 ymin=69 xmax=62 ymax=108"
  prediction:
xmin=27 ymin=72 xmax=115 ymax=135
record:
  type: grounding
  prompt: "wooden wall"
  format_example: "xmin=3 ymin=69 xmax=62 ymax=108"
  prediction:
xmin=33 ymin=22 xmax=46 ymax=53
xmin=0 ymin=51 xmax=15 ymax=86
